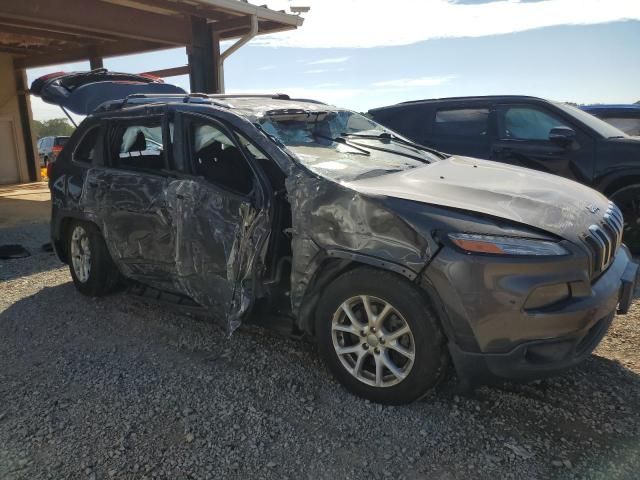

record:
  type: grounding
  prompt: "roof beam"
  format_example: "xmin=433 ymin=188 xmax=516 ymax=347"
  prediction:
xmin=107 ymin=0 xmax=236 ymax=21
xmin=142 ymin=65 xmax=190 ymax=78
xmin=195 ymin=0 xmax=303 ymax=26
xmin=0 ymin=46 xmax=30 ymax=55
xmin=0 ymin=0 xmax=191 ymax=45
xmin=0 ymin=18 xmax=119 ymax=42
xmin=15 ymin=40 xmax=168 ymax=69
xmin=0 ymin=24 xmax=89 ymax=44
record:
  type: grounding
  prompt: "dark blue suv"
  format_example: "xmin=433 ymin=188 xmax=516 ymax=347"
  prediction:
xmin=370 ymin=96 xmax=640 ymax=252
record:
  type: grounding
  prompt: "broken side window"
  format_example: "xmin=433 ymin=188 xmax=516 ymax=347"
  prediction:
xmin=189 ymin=120 xmax=254 ymax=196
xmin=111 ymin=119 xmax=165 ymax=172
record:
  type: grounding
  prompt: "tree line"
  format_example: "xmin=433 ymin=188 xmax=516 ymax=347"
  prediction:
xmin=32 ymin=118 xmax=75 ymax=139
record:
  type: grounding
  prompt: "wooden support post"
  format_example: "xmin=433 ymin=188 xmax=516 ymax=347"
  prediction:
xmin=188 ymin=16 xmax=220 ymax=93
xmin=13 ymin=65 xmax=38 ymax=182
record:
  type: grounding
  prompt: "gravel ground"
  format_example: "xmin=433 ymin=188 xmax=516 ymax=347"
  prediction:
xmin=1 ymin=222 xmax=639 ymax=480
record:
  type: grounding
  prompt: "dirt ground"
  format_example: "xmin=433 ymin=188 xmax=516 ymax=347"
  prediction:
xmin=1 ymin=184 xmax=639 ymax=479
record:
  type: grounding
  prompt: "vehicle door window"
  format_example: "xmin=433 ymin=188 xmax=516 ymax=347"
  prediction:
xmin=600 ymin=117 xmax=640 ymax=136
xmin=190 ymin=120 xmax=254 ymax=195
xmin=236 ymin=132 xmax=285 ymax=188
xmin=73 ymin=127 xmax=101 ymax=164
xmin=433 ymin=108 xmax=489 ymax=137
xmin=111 ymin=120 xmax=165 ymax=171
xmin=500 ymin=107 xmax=569 ymax=141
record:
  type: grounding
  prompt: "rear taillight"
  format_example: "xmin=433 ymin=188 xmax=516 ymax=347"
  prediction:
xmin=52 ymin=145 xmax=63 ymax=155
xmin=46 ymin=161 xmax=53 ymax=179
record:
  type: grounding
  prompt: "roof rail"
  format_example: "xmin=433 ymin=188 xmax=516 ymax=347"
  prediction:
xmin=208 ymin=93 xmax=291 ymax=100
xmin=95 ymin=93 xmax=233 ymax=112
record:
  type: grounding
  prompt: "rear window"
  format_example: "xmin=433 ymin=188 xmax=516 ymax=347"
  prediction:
xmin=55 ymin=137 xmax=69 ymax=147
xmin=433 ymin=108 xmax=489 ymax=137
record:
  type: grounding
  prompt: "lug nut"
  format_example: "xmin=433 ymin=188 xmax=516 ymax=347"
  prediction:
xmin=371 ymin=327 xmax=376 ymax=333
xmin=374 ymin=348 xmax=380 ymax=354
xmin=379 ymin=338 xmax=385 ymax=344
xmin=363 ymin=343 xmax=369 ymax=349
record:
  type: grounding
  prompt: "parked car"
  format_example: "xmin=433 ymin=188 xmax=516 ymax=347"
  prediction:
xmin=581 ymin=104 xmax=640 ymax=137
xmin=34 ymin=72 xmax=637 ymax=404
xmin=37 ymin=135 xmax=69 ymax=166
xmin=369 ymin=96 xmax=640 ymax=252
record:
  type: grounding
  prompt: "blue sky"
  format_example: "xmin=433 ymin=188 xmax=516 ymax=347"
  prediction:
xmin=27 ymin=0 xmax=640 ymax=120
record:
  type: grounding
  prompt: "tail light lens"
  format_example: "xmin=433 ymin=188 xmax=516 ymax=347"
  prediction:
xmin=52 ymin=145 xmax=63 ymax=155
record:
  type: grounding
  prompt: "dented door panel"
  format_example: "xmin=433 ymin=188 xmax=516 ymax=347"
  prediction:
xmin=84 ymin=168 xmax=176 ymax=285
xmin=165 ymin=178 xmax=271 ymax=332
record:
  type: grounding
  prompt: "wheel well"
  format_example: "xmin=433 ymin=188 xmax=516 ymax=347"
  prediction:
xmin=296 ymin=259 xmax=435 ymax=337
xmin=604 ymin=176 xmax=640 ymax=198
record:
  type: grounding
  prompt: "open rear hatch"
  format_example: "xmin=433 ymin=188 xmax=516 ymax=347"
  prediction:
xmin=30 ymin=69 xmax=186 ymax=116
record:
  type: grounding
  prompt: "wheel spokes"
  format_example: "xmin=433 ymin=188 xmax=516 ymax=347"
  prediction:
xmin=360 ymin=295 xmax=375 ymax=328
xmin=331 ymin=295 xmax=415 ymax=388
xmin=386 ymin=340 xmax=415 ymax=361
xmin=381 ymin=350 xmax=407 ymax=381
xmin=386 ymin=325 xmax=411 ymax=343
xmin=341 ymin=301 xmax=366 ymax=330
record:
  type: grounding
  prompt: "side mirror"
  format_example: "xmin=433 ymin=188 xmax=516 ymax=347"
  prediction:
xmin=549 ymin=126 xmax=576 ymax=147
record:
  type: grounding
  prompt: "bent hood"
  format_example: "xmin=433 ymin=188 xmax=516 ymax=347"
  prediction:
xmin=344 ymin=156 xmax=610 ymax=243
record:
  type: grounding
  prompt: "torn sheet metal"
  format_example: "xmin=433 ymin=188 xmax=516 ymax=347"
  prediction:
xmin=82 ymin=168 xmax=270 ymax=333
xmin=285 ymin=169 xmax=434 ymax=318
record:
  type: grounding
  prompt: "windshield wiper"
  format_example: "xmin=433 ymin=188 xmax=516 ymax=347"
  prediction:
xmin=334 ymin=134 xmax=431 ymax=164
xmin=341 ymin=132 xmax=447 ymax=159
xmin=314 ymin=134 xmax=370 ymax=156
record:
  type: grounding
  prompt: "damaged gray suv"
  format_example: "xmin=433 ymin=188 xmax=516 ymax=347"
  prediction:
xmin=35 ymin=71 xmax=638 ymax=404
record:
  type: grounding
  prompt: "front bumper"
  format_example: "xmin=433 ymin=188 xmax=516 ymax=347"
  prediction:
xmin=423 ymin=244 xmax=638 ymax=385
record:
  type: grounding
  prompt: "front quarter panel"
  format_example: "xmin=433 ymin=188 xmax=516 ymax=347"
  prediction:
xmin=286 ymin=170 xmax=438 ymax=317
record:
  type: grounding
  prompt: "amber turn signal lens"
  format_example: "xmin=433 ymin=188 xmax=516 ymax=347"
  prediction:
xmin=450 ymin=238 xmax=505 ymax=254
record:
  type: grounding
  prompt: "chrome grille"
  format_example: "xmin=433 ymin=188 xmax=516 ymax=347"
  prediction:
xmin=584 ymin=202 xmax=624 ymax=276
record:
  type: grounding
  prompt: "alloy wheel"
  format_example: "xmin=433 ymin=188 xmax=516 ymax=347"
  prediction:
xmin=331 ymin=295 xmax=415 ymax=388
xmin=70 ymin=225 xmax=91 ymax=283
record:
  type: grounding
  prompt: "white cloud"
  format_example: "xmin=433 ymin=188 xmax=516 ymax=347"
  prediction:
xmin=307 ymin=56 xmax=351 ymax=65
xmin=305 ymin=67 xmax=345 ymax=74
xmin=372 ymin=75 xmax=458 ymax=88
xmin=254 ymin=0 xmax=640 ymax=48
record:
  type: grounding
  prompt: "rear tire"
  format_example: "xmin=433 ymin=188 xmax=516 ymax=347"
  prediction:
xmin=315 ymin=267 xmax=447 ymax=404
xmin=610 ymin=185 xmax=640 ymax=254
xmin=67 ymin=221 xmax=120 ymax=296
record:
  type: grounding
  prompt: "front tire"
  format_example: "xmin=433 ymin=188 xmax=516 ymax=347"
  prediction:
xmin=67 ymin=221 xmax=120 ymax=296
xmin=316 ymin=267 xmax=447 ymax=404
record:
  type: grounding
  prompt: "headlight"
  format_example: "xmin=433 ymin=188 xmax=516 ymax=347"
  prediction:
xmin=448 ymin=233 xmax=568 ymax=256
